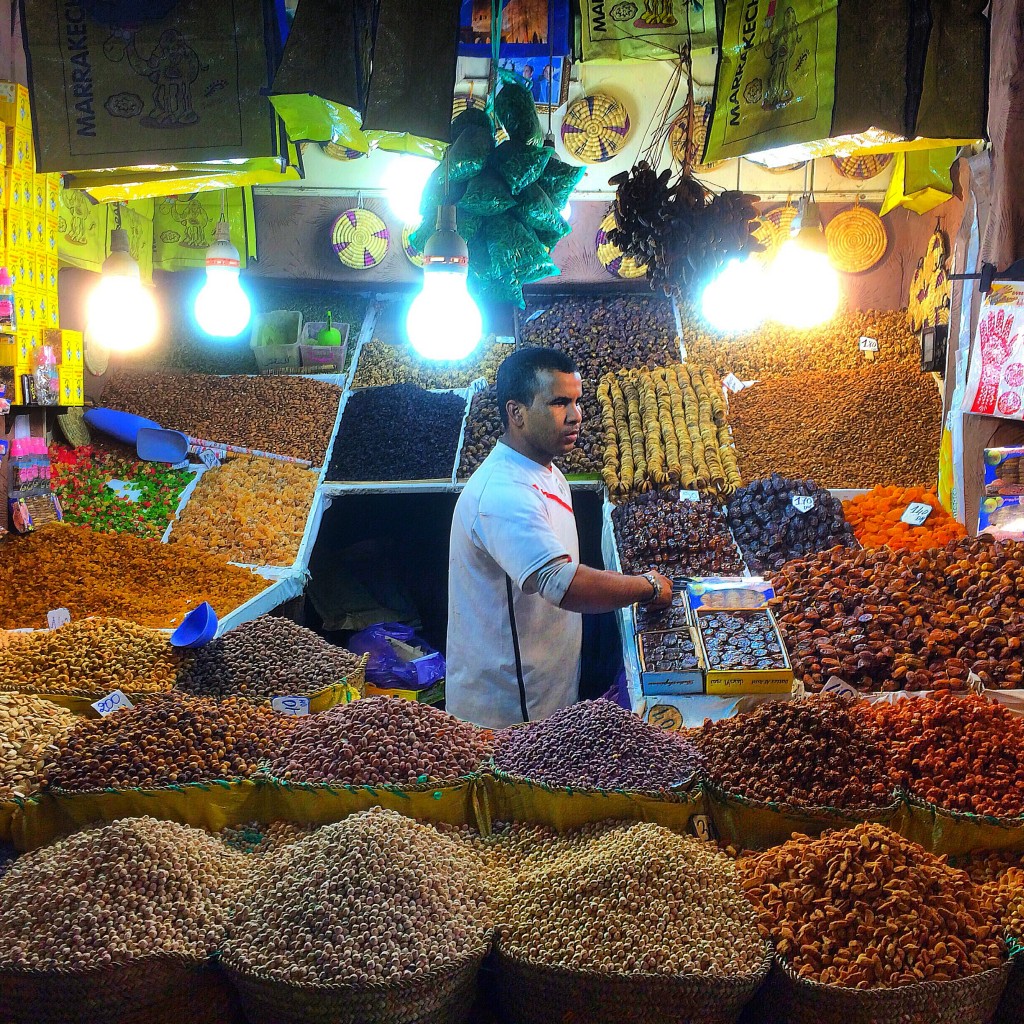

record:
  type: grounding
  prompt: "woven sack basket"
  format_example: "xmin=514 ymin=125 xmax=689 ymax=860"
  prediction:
xmin=0 ymin=955 xmax=241 ymax=1024
xmin=995 ymin=953 xmax=1024 ymax=1024
xmin=762 ymin=957 xmax=1010 ymax=1024
xmin=221 ymin=948 xmax=486 ymax=1024
xmin=495 ymin=947 xmax=772 ymax=1024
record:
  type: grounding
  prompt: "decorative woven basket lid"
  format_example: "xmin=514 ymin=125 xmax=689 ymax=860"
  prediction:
xmin=825 ymin=205 xmax=888 ymax=274
xmin=745 ymin=157 xmax=807 ymax=174
xmin=331 ymin=208 xmax=390 ymax=269
xmin=760 ymin=204 xmax=800 ymax=256
xmin=561 ymin=94 xmax=631 ymax=164
xmin=830 ymin=153 xmax=893 ymax=180
xmin=595 ymin=210 xmax=647 ymax=279
xmin=320 ymin=140 xmax=366 ymax=162
xmin=402 ymin=223 xmax=426 ymax=268
xmin=84 ymin=327 xmax=110 ymax=376
xmin=751 ymin=213 xmax=782 ymax=262
xmin=668 ymin=101 xmax=721 ymax=173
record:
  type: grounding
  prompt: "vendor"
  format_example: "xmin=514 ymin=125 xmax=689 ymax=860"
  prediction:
xmin=447 ymin=347 xmax=673 ymax=729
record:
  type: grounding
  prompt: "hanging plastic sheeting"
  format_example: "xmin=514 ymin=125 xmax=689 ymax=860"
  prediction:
xmin=57 ymin=191 xmax=153 ymax=282
xmin=879 ymin=147 xmax=956 ymax=217
xmin=22 ymin=0 xmax=285 ymax=173
xmin=269 ymin=0 xmax=378 ymax=148
xmin=579 ymin=0 xmax=717 ymax=63
xmin=151 ymin=189 xmax=258 ymax=271
xmin=361 ymin=0 xmax=462 ymax=146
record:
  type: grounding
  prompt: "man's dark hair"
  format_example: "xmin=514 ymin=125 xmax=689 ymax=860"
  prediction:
xmin=496 ymin=347 xmax=578 ymax=428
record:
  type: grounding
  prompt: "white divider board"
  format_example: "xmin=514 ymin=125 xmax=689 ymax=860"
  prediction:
xmin=450 ymin=378 xmax=487 ymax=484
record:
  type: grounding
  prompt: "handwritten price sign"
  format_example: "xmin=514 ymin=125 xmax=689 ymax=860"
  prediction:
xmin=901 ymin=502 xmax=933 ymax=526
xmin=92 ymin=689 xmax=135 ymax=717
xmin=272 ymin=696 xmax=310 ymax=716
xmin=46 ymin=608 xmax=71 ymax=629
xmin=792 ymin=495 xmax=815 ymax=513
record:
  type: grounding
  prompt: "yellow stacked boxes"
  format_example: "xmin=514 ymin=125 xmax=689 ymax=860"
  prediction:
xmin=49 ymin=328 xmax=83 ymax=403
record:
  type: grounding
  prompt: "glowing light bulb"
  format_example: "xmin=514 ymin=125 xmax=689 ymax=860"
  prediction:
xmin=86 ymin=228 xmax=158 ymax=353
xmin=700 ymin=258 xmax=767 ymax=333
xmin=194 ymin=222 xmax=251 ymax=337
xmin=406 ymin=273 xmax=483 ymax=361
xmin=384 ymin=154 xmax=438 ymax=226
xmin=766 ymin=240 xmax=841 ymax=329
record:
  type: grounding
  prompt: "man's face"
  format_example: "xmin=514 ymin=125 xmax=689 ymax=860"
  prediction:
xmin=509 ymin=369 xmax=583 ymax=462
xmin=523 ymin=66 xmax=534 ymax=79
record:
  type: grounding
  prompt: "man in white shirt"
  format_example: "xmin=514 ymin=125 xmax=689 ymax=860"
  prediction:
xmin=447 ymin=347 xmax=673 ymax=729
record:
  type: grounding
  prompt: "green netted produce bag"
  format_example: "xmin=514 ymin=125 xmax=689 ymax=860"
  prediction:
xmin=490 ymin=140 xmax=552 ymax=196
xmin=538 ymin=155 xmax=586 ymax=211
xmin=458 ymin=168 xmax=517 ymax=216
xmin=514 ymin=183 xmax=570 ymax=241
xmin=487 ymin=214 xmax=553 ymax=280
xmin=446 ymin=124 xmax=494 ymax=182
xmin=451 ymin=107 xmax=495 ymax=141
xmin=494 ymin=72 xmax=544 ymax=147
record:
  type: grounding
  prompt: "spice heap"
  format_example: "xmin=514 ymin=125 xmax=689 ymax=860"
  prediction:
xmin=41 ymin=693 xmax=293 ymax=791
xmin=697 ymin=695 xmax=896 ymax=810
xmin=223 ymin=808 xmax=491 ymax=984
xmin=271 ymin=696 xmax=493 ymax=786
xmin=867 ymin=694 xmax=1024 ymax=817
xmin=328 ymin=384 xmax=466 ymax=481
xmin=772 ymin=540 xmax=1024 ymax=692
xmin=353 ymin=336 xmax=510 ymax=389
xmin=728 ymin=369 xmax=942 ymax=487
xmin=843 ymin=485 xmax=966 ymax=551
xmin=167 ymin=456 xmax=318 ymax=566
xmin=1 ymin=618 xmax=181 ymax=696
xmin=102 ymin=371 xmax=343 ymax=464
xmin=727 ymin=475 xmax=855 ymax=572
xmin=496 ymin=820 xmax=765 ymax=976
xmin=49 ymin=444 xmax=190 ymax=539
xmin=176 ymin=616 xmax=365 ymax=700
xmin=493 ymin=699 xmax=699 ymax=791
xmin=0 ymin=525 xmax=265 ymax=630
xmin=613 ymin=493 xmax=745 ymax=577
xmin=684 ymin=307 xmax=919 ymax=379
xmin=0 ymin=817 xmax=247 ymax=969
xmin=598 ymin=364 xmax=741 ymax=498
xmin=741 ymin=823 xmax=1005 ymax=987
xmin=0 ymin=695 xmax=77 ymax=800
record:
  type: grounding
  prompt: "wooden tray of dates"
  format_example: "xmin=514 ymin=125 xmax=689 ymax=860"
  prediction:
xmin=695 ymin=607 xmax=793 ymax=695
xmin=637 ymin=626 xmax=704 ymax=695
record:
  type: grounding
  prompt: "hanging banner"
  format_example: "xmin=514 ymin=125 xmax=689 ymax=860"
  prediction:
xmin=459 ymin=0 xmax=571 ymax=58
xmin=704 ymin=0 xmax=838 ymax=163
xmin=963 ymin=282 xmax=1024 ymax=421
xmin=22 ymin=0 xmax=281 ymax=172
xmin=58 ymin=191 xmax=153 ymax=282
xmin=580 ymin=0 xmax=717 ymax=62
xmin=152 ymin=189 xmax=257 ymax=272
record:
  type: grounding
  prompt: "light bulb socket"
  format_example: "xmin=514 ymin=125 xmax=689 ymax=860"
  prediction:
xmin=205 ymin=221 xmax=241 ymax=270
xmin=790 ymin=195 xmax=828 ymax=253
xmin=543 ymin=131 xmax=556 ymax=149
xmin=101 ymin=229 xmax=141 ymax=279
xmin=423 ymin=204 xmax=468 ymax=272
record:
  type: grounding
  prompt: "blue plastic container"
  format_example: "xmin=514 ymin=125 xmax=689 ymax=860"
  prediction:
xmin=84 ymin=408 xmax=161 ymax=445
xmin=170 ymin=602 xmax=218 ymax=648
xmin=137 ymin=427 xmax=190 ymax=464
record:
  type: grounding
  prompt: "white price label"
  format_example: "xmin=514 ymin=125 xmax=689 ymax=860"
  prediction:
xmin=822 ymin=675 xmax=862 ymax=699
xmin=900 ymin=502 xmax=933 ymax=526
xmin=92 ymin=689 xmax=134 ymax=716
xmin=722 ymin=372 xmax=744 ymax=394
xmin=169 ymin=459 xmax=191 ymax=470
xmin=858 ymin=336 xmax=879 ymax=353
xmin=679 ymin=489 xmax=700 ymax=502
xmin=198 ymin=449 xmax=221 ymax=469
xmin=272 ymin=696 xmax=310 ymax=716
xmin=46 ymin=608 xmax=71 ymax=629
xmin=690 ymin=814 xmax=714 ymax=842
xmin=792 ymin=495 xmax=815 ymax=513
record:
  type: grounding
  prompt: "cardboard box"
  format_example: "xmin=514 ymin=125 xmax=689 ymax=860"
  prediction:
xmin=696 ymin=607 xmax=794 ymax=696
xmin=637 ymin=627 xmax=705 ymax=695
xmin=31 ymin=174 xmax=45 ymax=215
xmin=5 ymin=209 xmax=22 ymax=252
xmin=29 ymin=211 xmax=46 ymax=253
xmin=0 ymin=84 xmax=31 ymax=130
xmin=633 ymin=584 xmax=693 ymax=634
xmin=7 ymin=126 xmax=33 ymax=171
xmin=9 ymin=248 xmax=27 ymax=291
xmin=45 ymin=175 xmax=59 ymax=217
xmin=44 ymin=217 xmax=57 ymax=256
xmin=60 ymin=329 xmax=83 ymax=366
xmin=0 ymin=329 xmax=30 ymax=368
xmin=58 ymin=366 xmax=84 ymax=406
xmin=5 ymin=167 xmax=25 ymax=212
xmin=43 ymin=254 xmax=58 ymax=295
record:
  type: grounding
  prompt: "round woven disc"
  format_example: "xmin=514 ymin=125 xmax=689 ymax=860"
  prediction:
xmin=84 ymin=327 xmax=109 ymax=376
xmin=825 ymin=205 xmax=888 ymax=274
xmin=668 ymin=102 xmax=721 ymax=173
xmin=331 ymin=209 xmax=390 ymax=269
xmin=561 ymin=94 xmax=631 ymax=164
xmin=595 ymin=211 xmax=647 ymax=279
xmin=745 ymin=157 xmax=807 ymax=174
xmin=320 ymin=141 xmax=366 ymax=162
xmin=402 ymin=223 xmax=426 ymax=268
xmin=830 ymin=153 xmax=893 ymax=180
xmin=751 ymin=213 xmax=781 ymax=262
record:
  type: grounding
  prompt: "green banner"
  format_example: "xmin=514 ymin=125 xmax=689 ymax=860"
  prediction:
xmin=580 ymin=0 xmax=718 ymax=61
xmin=152 ymin=188 xmax=256 ymax=271
xmin=704 ymin=0 xmax=838 ymax=162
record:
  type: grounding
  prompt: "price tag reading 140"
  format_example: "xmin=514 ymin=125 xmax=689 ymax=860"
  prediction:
xmin=901 ymin=502 xmax=933 ymax=526
xmin=792 ymin=495 xmax=815 ymax=513
xmin=92 ymin=689 xmax=134 ymax=717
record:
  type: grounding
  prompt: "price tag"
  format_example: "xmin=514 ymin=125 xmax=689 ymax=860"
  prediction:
xmin=792 ymin=495 xmax=815 ymax=513
xmin=722 ymin=372 xmax=744 ymax=394
xmin=198 ymin=449 xmax=221 ymax=469
xmin=92 ymin=689 xmax=135 ymax=716
xmin=822 ymin=675 xmax=861 ymax=699
xmin=679 ymin=489 xmax=700 ymax=502
xmin=46 ymin=608 xmax=71 ymax=629
xmin=690 ymin=814 xmax=715 ymax=842
xmin=900 ymin=502 xmax=933 ymax=525
xmin=858 ymin=336 xmax=879 ymax=353
xmin=272 ymin=696 xmax=310 ymax=716
xmin=169 ymin=459 xmax=191 ymax=471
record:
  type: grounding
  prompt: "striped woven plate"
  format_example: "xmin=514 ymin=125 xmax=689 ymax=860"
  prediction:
xmin=331 ymin=209 xmax=390 ymax=270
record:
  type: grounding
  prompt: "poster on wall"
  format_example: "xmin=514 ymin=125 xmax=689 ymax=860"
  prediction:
xmin=963 ymin=281 xmax=1024 ymax=421
xmin=459 ymin=0 xmax=570 ymax=57
xmin=579 ymin=0 xmax=717 ymax=62
xmin=703 ymin=0 xmax=838 ymax=163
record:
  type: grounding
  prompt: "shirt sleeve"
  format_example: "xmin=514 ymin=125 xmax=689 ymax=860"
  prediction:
xmin=523 ymin=556 xmax=579 ymax=607
xmin=474 ymin=482 xmax=573 ymax=591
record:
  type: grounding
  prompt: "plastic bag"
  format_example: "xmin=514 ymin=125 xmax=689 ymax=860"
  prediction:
xmin=419 ymin=165 xmax=467 ymax=216
xmin=490 ymin=140 xmax=552 ymax=196
xmin=451 ymin=107 xmax=495 ymax=141
xmin=347 ymin=623 xmax=446 ymax=690
xmin=446 ymin=125 xmax=494 ymax=182
xmin=494 ymin=71 xmax=544 ymax=147
xmin=537 ymin=156 xmax=586 ymax=211
xmin=514 ymin=183 xmax=570 ymax=241
xmin=458 ymin=168 xmax=516 ymax=217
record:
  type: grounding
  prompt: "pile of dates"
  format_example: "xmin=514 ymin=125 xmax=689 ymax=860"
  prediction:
xmin=697 ymin=610 xmax=786 ymax=671
xmin=613 ymin=493 xmax=745 ymax=577
xmin=727 ymin=475 xmax=855 ymax=573
xmin=639 ymin=629 xmax=700 ymax=673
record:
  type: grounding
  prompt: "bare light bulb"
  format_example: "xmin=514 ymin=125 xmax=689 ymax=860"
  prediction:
xmin=86 ymin=228 xmax=158 ymax=353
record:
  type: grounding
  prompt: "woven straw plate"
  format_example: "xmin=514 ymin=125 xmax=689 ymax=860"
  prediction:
xmin=402 ymin=223 xmax=426 ymax=268
xmin=825 ymin=205 xmax=888 ymax=274
xmin=752 ymin=204 xmax=799 ymax=262
xmin=596 ymin=210 xmax=647 ymax=279
xmin=562 ymin=94 xmax=631 ymax=164
xmin=830 ymin=153 xmax=893 ymax=180
xmin=320 ymin=141 xmax=366 ymax=162
xmin=745 ymin=157 xmax=807 ymax=174
xmin=331 ymin=209 xmax=390 ymax=270
xmin=668 ymin=101 xmax=721 ymax=173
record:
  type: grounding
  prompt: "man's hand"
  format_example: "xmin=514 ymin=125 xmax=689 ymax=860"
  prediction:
xmin=645 ymin=570 xmax=674 ymax=610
